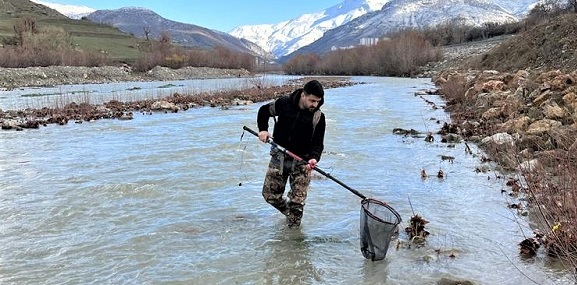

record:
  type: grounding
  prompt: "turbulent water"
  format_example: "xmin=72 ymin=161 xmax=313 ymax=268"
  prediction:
xmin=0 ymin=76 xmax=573 ymax=285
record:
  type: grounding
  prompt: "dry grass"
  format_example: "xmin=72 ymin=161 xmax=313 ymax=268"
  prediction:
xmin=471 ymin=13 xmax=577 ymax=73
xmin=515 ymin=144 xmax=577 ymax=281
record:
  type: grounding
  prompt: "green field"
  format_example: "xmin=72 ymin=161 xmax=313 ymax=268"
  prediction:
xmin=0 ymin=1 xmax=148 ymax=63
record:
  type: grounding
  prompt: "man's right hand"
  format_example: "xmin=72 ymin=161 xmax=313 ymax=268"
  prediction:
xmin=258 ymin=131 xmax=270 ymax=143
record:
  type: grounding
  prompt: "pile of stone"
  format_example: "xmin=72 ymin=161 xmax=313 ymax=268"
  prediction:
xmin=433 ymin=68 xmax=577 ymax=170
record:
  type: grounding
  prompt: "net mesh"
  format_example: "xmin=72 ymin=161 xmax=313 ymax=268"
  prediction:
xmin=360 ymin=198 xmax=402 ymax=261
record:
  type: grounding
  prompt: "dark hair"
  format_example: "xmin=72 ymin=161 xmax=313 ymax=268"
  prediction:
xmin=303 ymin=80 xmax=324 ymax=98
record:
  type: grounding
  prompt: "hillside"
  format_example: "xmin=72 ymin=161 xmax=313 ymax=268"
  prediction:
xmin=473 ymin=13 xmax=577 ymax=73
xmin=0 ymin=0 xmax=66 ymax=18
xmin=85 ymin=7 xmax=265 ymax=57
xmin=0 ymin=0 xmax=147 ymax=62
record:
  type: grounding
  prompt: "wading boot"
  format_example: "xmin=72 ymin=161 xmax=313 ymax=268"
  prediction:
xmin=287 ymin=202 xmax=303 ymax=228
xmin=269 ymin=198 xmax=290 ymax=216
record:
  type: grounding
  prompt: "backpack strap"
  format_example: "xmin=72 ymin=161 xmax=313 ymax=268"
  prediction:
xmin=268 ymin=100 xmax=277 ymax=125
xmin=268 ymin=100 xmax=276 ymax=116
xmin=312 ymin=110 xmax=322 ymax=135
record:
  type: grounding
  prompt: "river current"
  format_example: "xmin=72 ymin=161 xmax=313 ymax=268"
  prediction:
xmin=0 ymin=76 xmax=572 ymax=284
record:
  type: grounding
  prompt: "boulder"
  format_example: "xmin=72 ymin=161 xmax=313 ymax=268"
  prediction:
xmin=481 ymin=132 xmax=515 ymax=146
xmin=526 ymin=119 xmax=563 ymax=135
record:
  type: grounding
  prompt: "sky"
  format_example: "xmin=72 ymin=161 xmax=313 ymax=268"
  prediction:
xmin=42 ymin=0 xmax=344 ymax=32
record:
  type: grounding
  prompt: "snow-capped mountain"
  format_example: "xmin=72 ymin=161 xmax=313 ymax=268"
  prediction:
xmin=30 ymin=0 xmax=95 ymax=19
xmin=30 ymin=0 xmax=544 ymax=61
xmin=229 ymin=0 xmax=391 ymax=58
xmin=494 ymin=0 xmax=543 ymax=15
xmin=286 ymin=0 xmax=542 ymax=60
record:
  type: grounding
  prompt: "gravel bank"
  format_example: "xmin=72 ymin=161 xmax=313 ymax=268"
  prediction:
xmin=0 ymin=65 xmax=251 ymax=90
xmin=419 ymin=35 xmax=512 ymax=77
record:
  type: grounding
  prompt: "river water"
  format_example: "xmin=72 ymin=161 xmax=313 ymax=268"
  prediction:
xmin=0 ymin=76 xmax=572 ymax=284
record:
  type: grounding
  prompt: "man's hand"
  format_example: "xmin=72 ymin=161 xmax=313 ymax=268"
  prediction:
xmin=306 ymin=159 xmax=318 ymax=171
xmin=258 ymin=131 xmax=270 ymax=143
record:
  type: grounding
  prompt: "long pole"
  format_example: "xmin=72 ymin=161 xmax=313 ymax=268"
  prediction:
xmin=243 ymin=126 xmax=367 ymax=200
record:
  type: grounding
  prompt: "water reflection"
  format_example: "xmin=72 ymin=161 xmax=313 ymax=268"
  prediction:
xmin=361 ymin=259 xmax=391 ymax=284
xmin=262 ymin=226 xmax=321 ymax=285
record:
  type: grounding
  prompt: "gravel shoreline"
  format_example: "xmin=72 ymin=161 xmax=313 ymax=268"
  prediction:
xmin=0 ymin=65 xmax=252 ymax=90
xmin=0 ymin=75 xmax=354 ymax=131
xmin=419 ymin=35 xmax=511 ymax=77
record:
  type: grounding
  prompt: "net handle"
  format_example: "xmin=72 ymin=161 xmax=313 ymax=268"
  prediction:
xmin=243 ymin=126 xmax=367 ymax=200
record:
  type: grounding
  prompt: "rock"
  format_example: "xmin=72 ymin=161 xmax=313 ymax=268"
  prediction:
xmin=437 ymin=277 xmax=475 ymax=285
xmin=519 ymin=159 xmax=539 ymax=172
xmin=481 ymin=132 xmax=515 ymax=146
xmin=150 ymin=100 xmax=179 ymax=112
xmin=500 ymin=116 xmax=531 ymax=133
xmin=542 ymin=102 xmax=566 ymax=119
xmin=481 ymin=80 xmax=505 ymax=92
xmin=526 ymin=119 xmax=562 ymax=135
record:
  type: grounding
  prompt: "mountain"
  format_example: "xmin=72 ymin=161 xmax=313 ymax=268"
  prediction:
xmin=229 ymin=0 xmax=391 ymax=58
xmin=0 ymin=0 xmax=68 ymax=18
xmin=282 ymin=0 xmax=542 ymax=61
xmin=85 ymin=7 xmax=268 ymax=57
xmin=24 ymin=0 xmax=544 ymax=63
xmin=30 ymin=0 xmax=95 ymax=19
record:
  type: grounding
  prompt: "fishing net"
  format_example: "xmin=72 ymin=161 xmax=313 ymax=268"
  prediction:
xmin=360 ymin=198 xmax=402 ymax=261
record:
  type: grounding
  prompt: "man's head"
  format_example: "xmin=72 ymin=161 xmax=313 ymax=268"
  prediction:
xmin=300 ymin=80 xmax=324 ymax=112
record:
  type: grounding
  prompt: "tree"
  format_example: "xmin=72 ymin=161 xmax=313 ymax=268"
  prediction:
xmin=143 ymin=26 xmax=151 ymax=41
xmin=13 ymin=17 xmax=37 ymax=47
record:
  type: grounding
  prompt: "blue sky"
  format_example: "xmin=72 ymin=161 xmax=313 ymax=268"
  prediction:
xmin=49 ymin=0 xmax=343 ymax=32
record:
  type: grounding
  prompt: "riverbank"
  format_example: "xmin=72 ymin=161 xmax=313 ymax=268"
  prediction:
xmin=0 ymin=65 xmax=252 ymax=90
xmin=0 ymin=76 xmax=354 ymax=131
xmin=424 ymin=13 xmax=577 ymax=265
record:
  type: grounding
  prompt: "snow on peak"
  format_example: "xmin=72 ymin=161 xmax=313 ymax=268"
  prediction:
xmin=229 ymin=0 xmax=390 ymax=58
xmin=30 ymin=0 xmax=95 ymax=19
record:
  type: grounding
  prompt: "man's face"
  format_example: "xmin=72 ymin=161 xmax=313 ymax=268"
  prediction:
xmin=301 ymin=92 xmax=322 ymax=112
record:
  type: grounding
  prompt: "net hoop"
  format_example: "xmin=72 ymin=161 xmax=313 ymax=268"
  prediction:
xmin=361 ymin=198 xmax=402 ymax=225
xmin=360 ymin=198 xmax=402 ymax=261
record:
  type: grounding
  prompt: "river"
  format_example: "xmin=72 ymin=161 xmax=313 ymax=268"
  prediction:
xmin=0 ymin=76 xmax=572 ymax=284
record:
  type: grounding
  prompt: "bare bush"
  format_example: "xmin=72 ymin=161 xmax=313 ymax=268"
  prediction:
xmin=284 ymin=29 xmax=440 ymax=76
xmin=133 ymin=41 xmax=256 ymax=73
xmin=283 ymin=53 xmax=322 ymax=75
xmin=518 ymin=143 xmax=577 ymax=276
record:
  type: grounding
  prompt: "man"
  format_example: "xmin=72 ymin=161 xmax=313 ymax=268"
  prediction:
xmin=256 ymin=79 xmax=326 ymax=228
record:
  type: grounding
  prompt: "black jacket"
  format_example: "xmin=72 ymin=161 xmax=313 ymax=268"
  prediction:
xmin=257 ymin=88 xmax=325 ymax=161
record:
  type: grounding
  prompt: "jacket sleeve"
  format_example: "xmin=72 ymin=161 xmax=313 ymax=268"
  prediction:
xmin=257 ymin=101 xmax=274 ymax=132
xmin=309 ymin=113 xmax=326 ymax=162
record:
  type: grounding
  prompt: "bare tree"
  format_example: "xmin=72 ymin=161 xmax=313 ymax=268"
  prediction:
xmin=143 ymin=26 xmax=151 ymax=41
xmin=13 ymin=17 xmax=37 ymax=47
xmin=157 ymin=31 xmax=172 ymax=55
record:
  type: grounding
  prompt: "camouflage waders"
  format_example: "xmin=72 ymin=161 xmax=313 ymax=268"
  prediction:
xmin=262 ymin=148 xmax=311 ymax=227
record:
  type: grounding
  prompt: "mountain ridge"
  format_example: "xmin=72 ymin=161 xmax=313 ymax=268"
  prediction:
xmin=26 ymin=0 xmax=543 ymax=61
xmin=85 ymin=7 xmax=268 ymax=57
xmin=229 ymin=0 xmax=391 ymax=58
xmin=282 ymin=0 xmax=541 ymax=61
